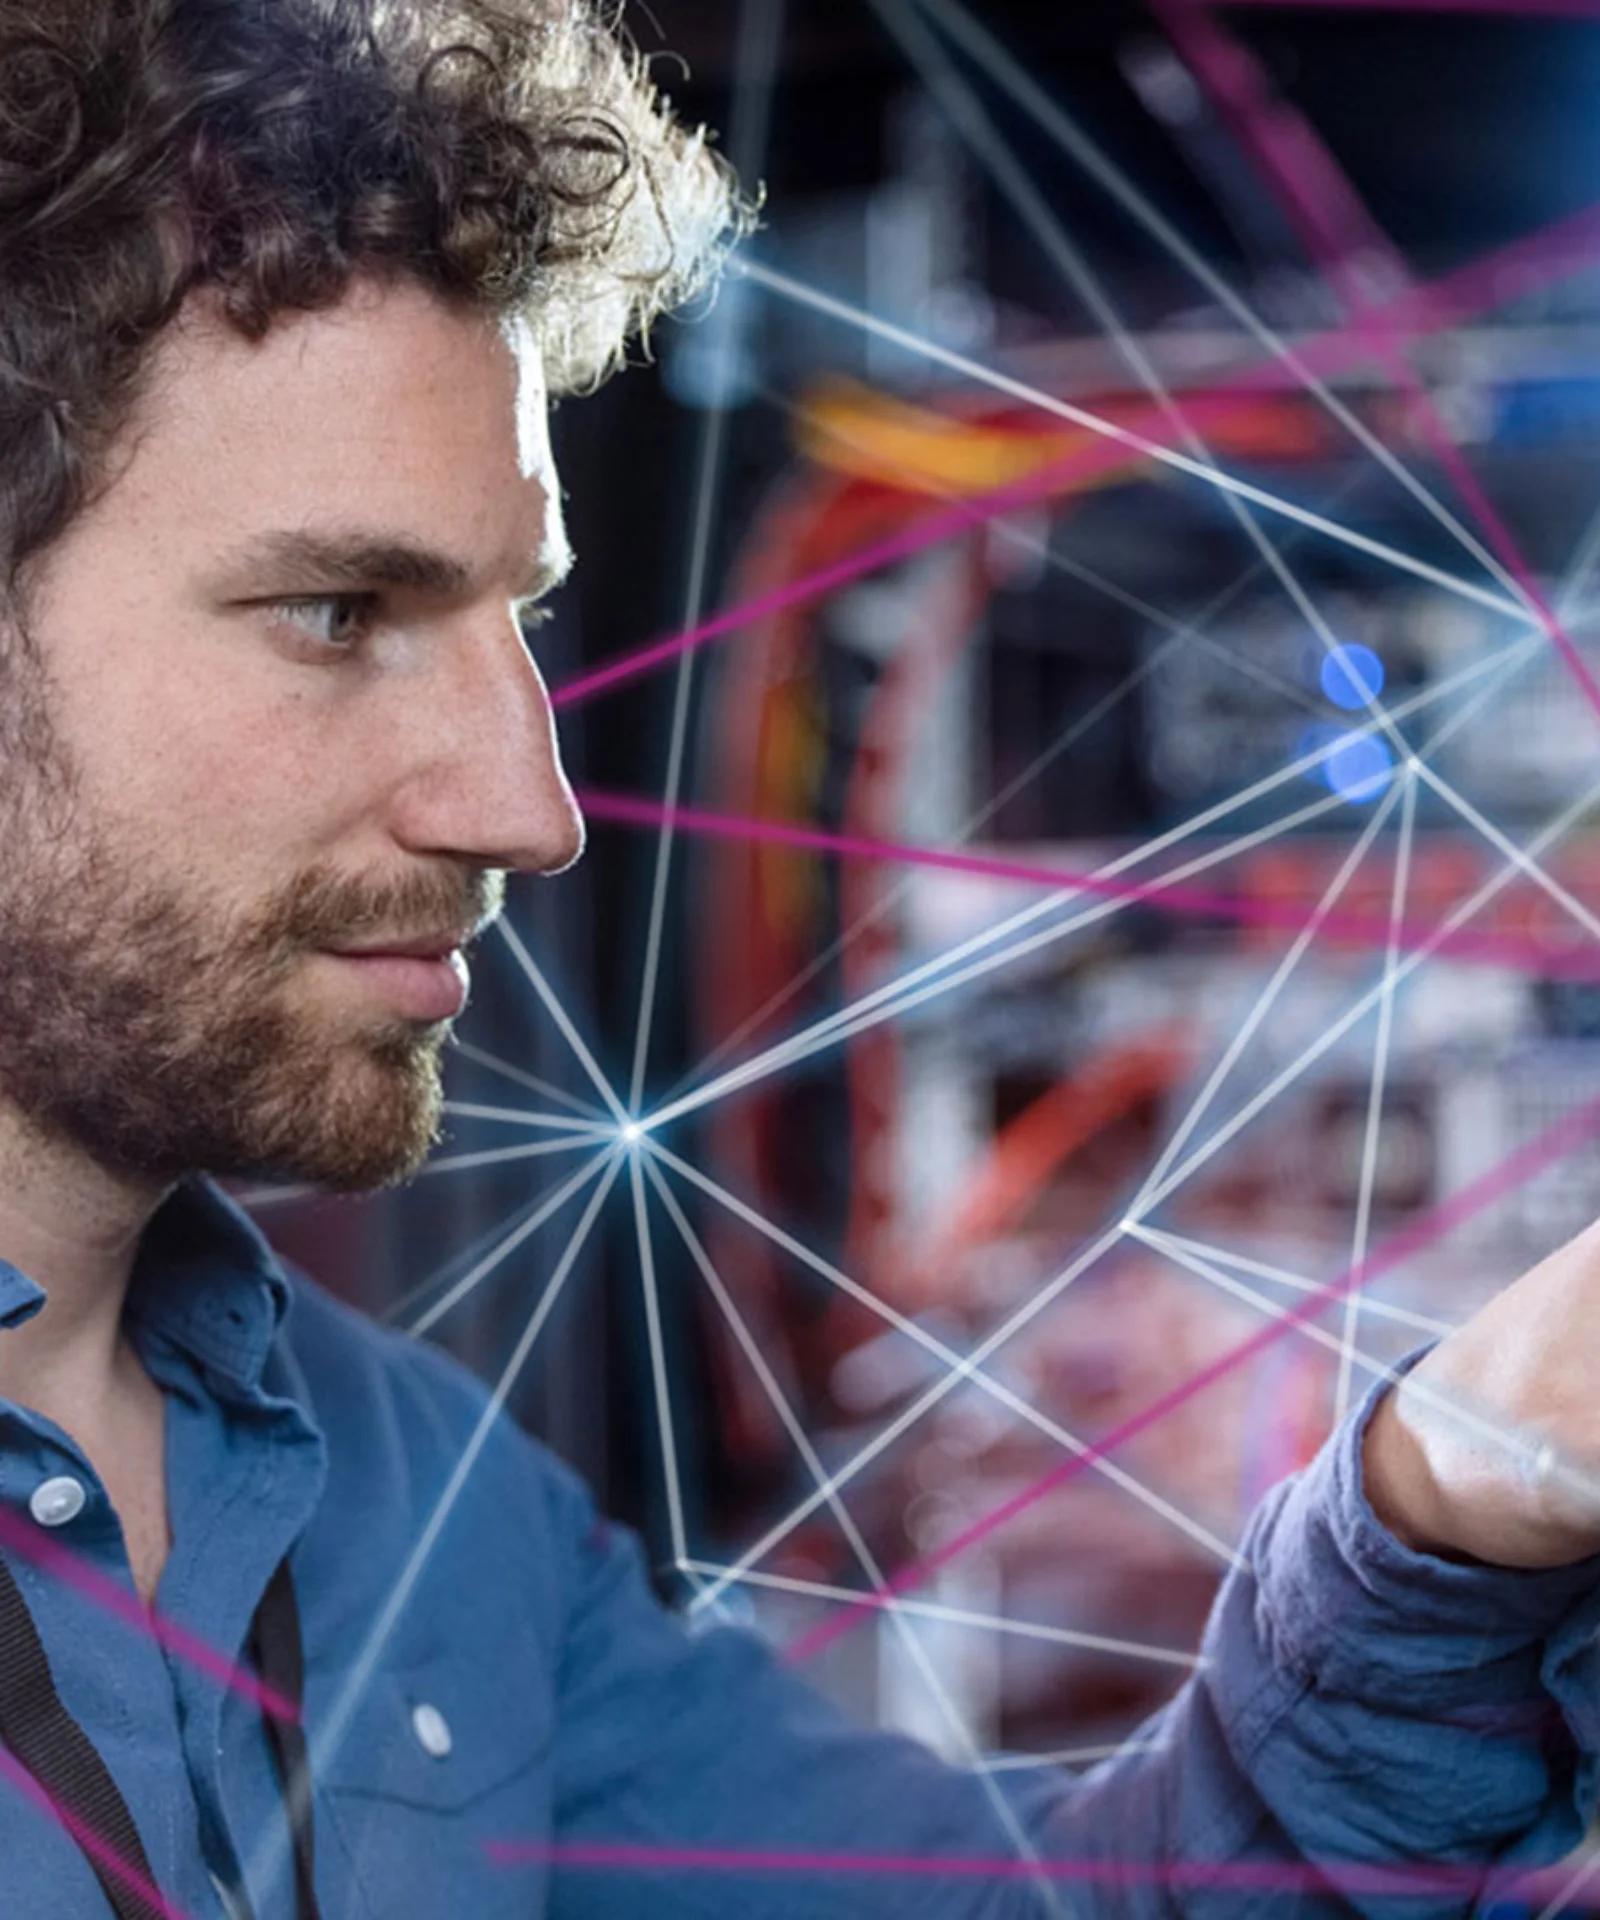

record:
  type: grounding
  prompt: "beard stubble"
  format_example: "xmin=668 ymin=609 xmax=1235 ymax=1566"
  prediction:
xmin=0 ymin=639 xmax=499 ymax=1191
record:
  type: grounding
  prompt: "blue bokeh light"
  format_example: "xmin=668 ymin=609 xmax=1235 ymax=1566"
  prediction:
xmin=1319 ymin=643 xmax=1386 ymax=711
xmin=1322 ymin=732 xmax=1393 ymax=803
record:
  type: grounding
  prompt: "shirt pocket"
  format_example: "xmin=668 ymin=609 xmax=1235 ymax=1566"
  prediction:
xmin=316 ymin=1657 xmax=553 ymax=1919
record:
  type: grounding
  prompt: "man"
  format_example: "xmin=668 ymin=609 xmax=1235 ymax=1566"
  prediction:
xmin=0 ymin=1 xmax=1596 ymax=1915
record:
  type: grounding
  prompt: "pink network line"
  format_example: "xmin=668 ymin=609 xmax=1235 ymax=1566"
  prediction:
xmin=548 ymin=196 xmax=1600 ymax=715
xmin=0 ymin=1503 xmax=297 ymax=1726
xmin=484 ymin=1836 xmax=1595 ymax=1905
xmin=1171 ymin=0 xmax=1600 ymax=15
xmin=787 ymin=1075 xmax=1600 ymax=1665
xmin=1157 ymin=0 xmax=1600 ymax=718
xmin=577 ymin=789 xmax=1600 ymax=984
xmin=0 ymin=1742 xmax=193 ymax=1920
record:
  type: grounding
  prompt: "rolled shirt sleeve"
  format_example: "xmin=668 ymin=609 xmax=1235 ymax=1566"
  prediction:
xmin=540 ymin=1370 xmax=1600 ymax=1918
xmin=1177 ymin=1371 xmax=1600 ymax=1912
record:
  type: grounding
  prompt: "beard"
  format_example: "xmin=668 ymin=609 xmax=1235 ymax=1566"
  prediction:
xmin=0 ymin=643 xmax=501 ymax=1191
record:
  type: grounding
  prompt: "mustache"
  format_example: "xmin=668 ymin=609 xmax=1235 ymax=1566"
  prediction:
xmin=255 ymin=865 xmax=507 ymax=956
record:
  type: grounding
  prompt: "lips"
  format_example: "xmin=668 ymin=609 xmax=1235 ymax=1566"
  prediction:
xmin=331 ymin=929 xmax=475 ymax=961
xmin=322 ymin=944 xmax=472 ymax=1021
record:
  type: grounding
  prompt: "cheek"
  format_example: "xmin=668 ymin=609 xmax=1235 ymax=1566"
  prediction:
xmin=68 ymin=672 xmax=363 ymax=868
xmin=42 ymin=589 xmax=413 ymax=864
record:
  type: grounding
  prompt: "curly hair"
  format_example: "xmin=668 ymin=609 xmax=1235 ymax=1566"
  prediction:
xmin=0 ymin=0 xmax=748 ymax=589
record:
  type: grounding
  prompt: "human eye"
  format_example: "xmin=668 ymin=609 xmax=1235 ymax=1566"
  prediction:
xmin=266 ymin=593 xmax=380 ymax=652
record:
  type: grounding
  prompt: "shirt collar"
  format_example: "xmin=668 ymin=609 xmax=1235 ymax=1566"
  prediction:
xmin=0 ymin=1264 xmax=45 ymax=1332
xmin=122 ymin=1177 xmax=292 ymax=1397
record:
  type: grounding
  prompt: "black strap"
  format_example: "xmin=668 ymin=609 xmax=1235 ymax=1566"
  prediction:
xmin=0 ymin=1550 xmax=320 ymax=1920
xmin=0 ymin=1551 xmax=165 ymax=1920
xmin=250 ymin=1558 xmax=323 ymax=1920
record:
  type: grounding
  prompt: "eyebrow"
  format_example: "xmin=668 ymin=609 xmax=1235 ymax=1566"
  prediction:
xmin=220 ymin=528 xmax=573 ymax=603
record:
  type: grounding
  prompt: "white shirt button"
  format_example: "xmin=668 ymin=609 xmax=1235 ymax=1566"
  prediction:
xmin=29 ymin=1476 xmax=86 ymax=1528
xmin=411 ymin=1701 xmax=452 ymax=1759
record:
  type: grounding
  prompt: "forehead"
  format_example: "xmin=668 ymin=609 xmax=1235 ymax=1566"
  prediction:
xmin=106 ymin=276 xmax=563 ymax=584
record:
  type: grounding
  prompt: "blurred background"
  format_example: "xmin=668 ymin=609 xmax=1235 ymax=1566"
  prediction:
xmin=251 ymin=0 xmax=1600 ymax=1773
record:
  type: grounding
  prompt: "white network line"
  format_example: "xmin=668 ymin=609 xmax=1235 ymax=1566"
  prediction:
xmin=627 ymin=0 xmax=788 ymax=1115
xmin=448 ymin=1036 xmax=607 ymax=1120
xmin=1336 ymin=769 xmax=1417 ymax=1424
xmin=627 ymin=442 xmax=721 ymax=1113
xmin=376 ymin=1175 xmax=597 ymax=1332
xmin=1417 ymin=758 xmax=1600 ymax=947
xmin=1129 ymin=1224 xmax=1414 ymax=1393
xmin=642 ymin=1158 xmax=1074 ymax=1919
xmin=782 ymin=373 xmax=1325 ymax=716
xmin=739 ymin=257 xmax=1527 ymax=623
xmin=649 ymin=791 xmax=1344 ymax=1141
xmin=659 ymin=713 xmax=1600 ymax=1614
xmin=439 ymin=1101 xmax=613 ymax=1134
xmin=233 ymin=1129 xmax=601 ymax=1211
xmin=908 ymin=0 xmax=1552 ymax=633
xmin=1118 ymin=533 xmax=1600 ymax=1229
xmin=650 ymin=1141 xmax=1231 ymax=1619
xmin=982 ymin=1740 xmax=1171 ymax=1773
xmin=357 ymin=19 xmax=1600 ymax=1863
xmin=1126 ymin=771 xmax=1407 ymax=1216
xmin=1562 ymin=493 xmax=1600 ymax=614
xmin=1134 ymin=1229 xmax=1451 ymax=1339
xmin=667 ymin=422 xmax=1361 ymax=1102
xmin=417 ymin=1135 xmax=604 ymax=1179
xmin=629 ymin=1155 xmax=689 ymax=1568
xmin=1121 ymin=476 xmax=1600 ymax=1412
xmin=405 ymin=1146 xmax=615 ymax=1340
xmin=1134 ymin=763 xmax=1600 ymax=1219
xmin=645 ymin=729 xmax=1433 ymax=1142
xmin=249 ymin=1151 xmax=624 ymax=1909
xmin=495 ymin=916 xmax=629 ymax=1125
xmin=675 ymin=1561 xmax=1203 ymax=1672
xmin=871 ymin=0 xmax=1442 ymax=843
xmin=1128 ymin=1222 xmax=1600 ymax=1514
xmin=1534 ymin=1843 xmax=1600 ymax=1920
xmin=677 ymin=56 xmax=1425 ymax=1112
xmin=651 ymin=1135 xmax=1237 ymax=1565
xmin=642 ymin=628 xmax=1544 ymax=1139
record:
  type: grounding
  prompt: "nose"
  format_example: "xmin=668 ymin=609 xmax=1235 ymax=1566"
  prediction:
xmin=392 ymin=611 xmax=586 ymax=877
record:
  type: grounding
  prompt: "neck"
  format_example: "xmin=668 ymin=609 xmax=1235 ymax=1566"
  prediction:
xmin=0 ymin=1105 xmax=169 ymax=1417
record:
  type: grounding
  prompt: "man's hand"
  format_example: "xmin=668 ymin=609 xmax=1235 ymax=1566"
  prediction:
xmin=1364 ymin=1216 xmax=1600 ymax=1569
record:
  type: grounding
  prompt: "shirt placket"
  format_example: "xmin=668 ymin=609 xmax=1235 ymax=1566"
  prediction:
xmin=142 ymin=1331 xmax=327 ymax=1920
xmin=0 ymin=1398 xmax=232 ymax=1920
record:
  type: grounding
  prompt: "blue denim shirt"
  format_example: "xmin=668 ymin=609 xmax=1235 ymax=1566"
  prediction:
xmin=1 ymin=1177 xmax=1597 ymax=1919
